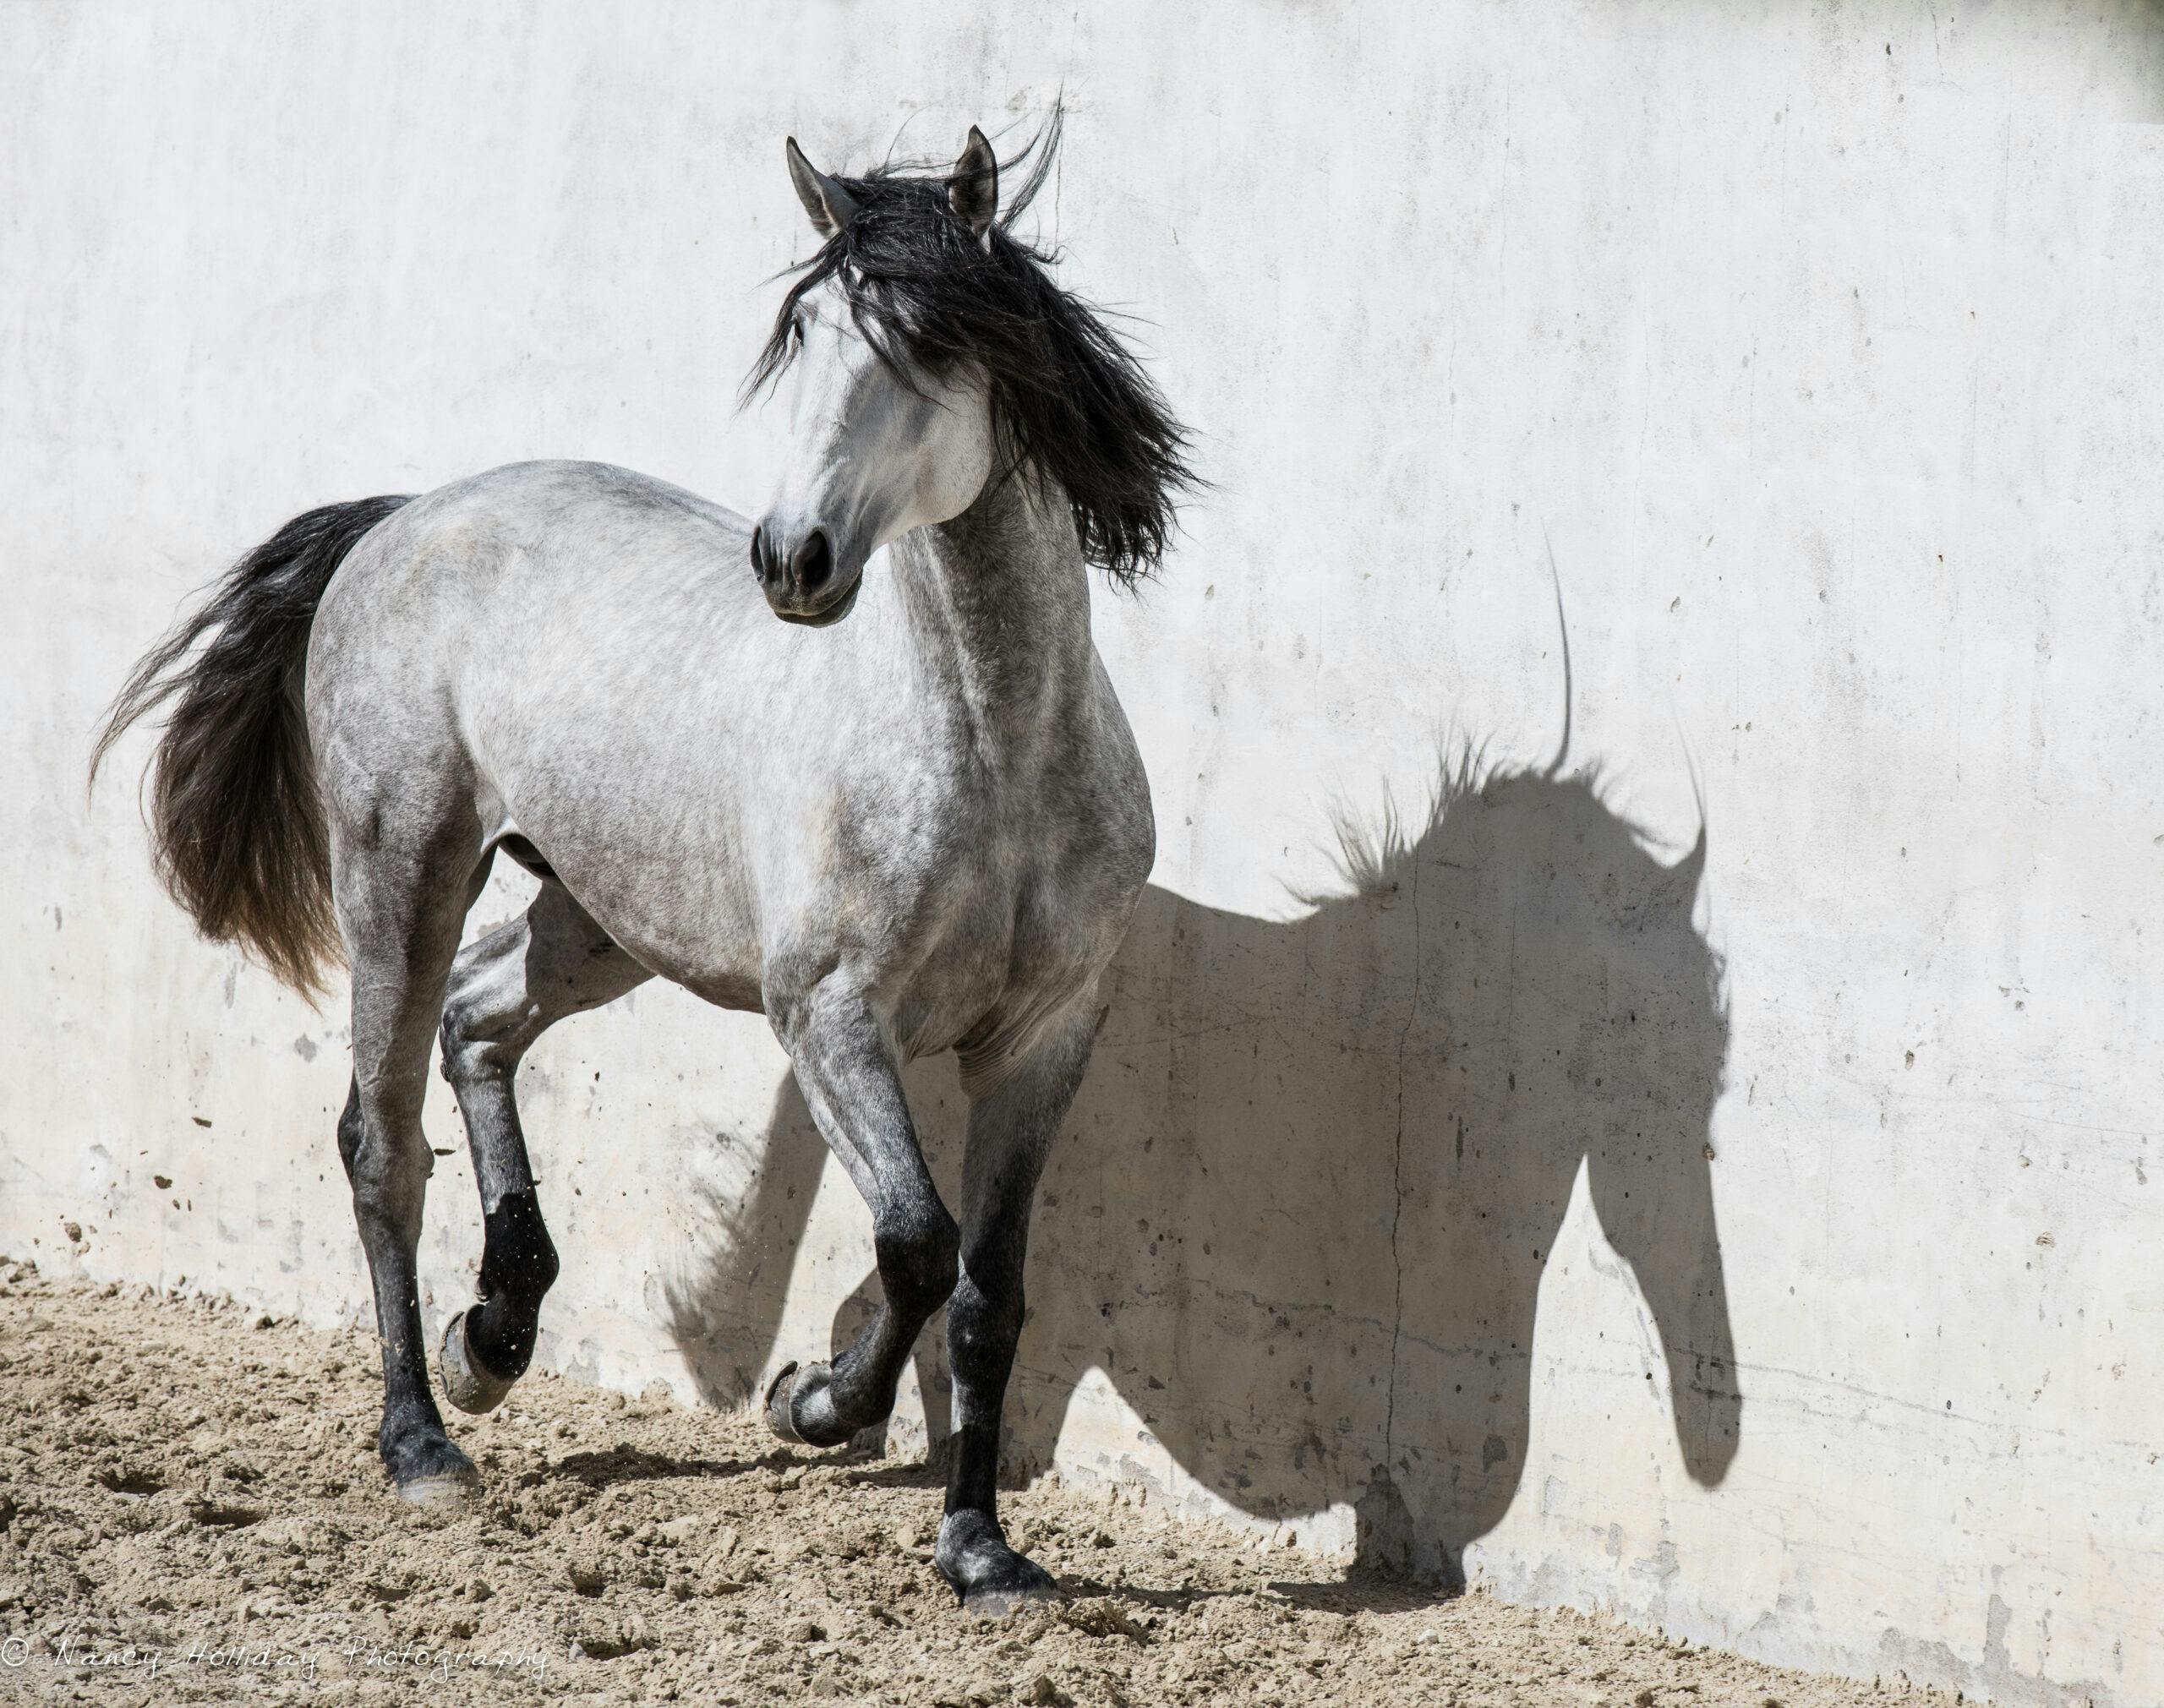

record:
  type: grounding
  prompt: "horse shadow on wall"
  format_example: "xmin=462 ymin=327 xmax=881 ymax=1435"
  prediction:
xmin=662 ymin=750 xmax=1740 ymax=1586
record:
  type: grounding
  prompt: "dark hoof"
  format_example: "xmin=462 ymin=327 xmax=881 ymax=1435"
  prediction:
xmin=439 ymin=1310 xmax=516 ymax=1416
xmin=763 ymin=1361 xmax=806 ymax=1443
xmin=396 ymin=1468 xmax=480 ymax=1509
xmin=762 ymin=1360 xmax=853 ymax=1449
xmin=937 ymin=1511 xmax=1063 ymax=1615
xmin=384 ymin=1429 xmax=479 ymax=1507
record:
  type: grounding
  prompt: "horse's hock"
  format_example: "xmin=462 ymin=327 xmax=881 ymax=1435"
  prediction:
xmin=9 ymin=4 xmax=2162 ymax=1706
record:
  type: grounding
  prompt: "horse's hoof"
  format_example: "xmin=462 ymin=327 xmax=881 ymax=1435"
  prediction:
xmin=385 ymin=1433 xmax=480 ymax=1506
xmin=937 ymin=1511 xmax=1063 ymax=1615
xmin=764 ymin=1360 xmax=857 ymax=1448
xmin=763 ymin=1361 xmax=806 ymax=1443
xmin=439 ymin=1310 xmax=516 ymax=1416
xmin=959 ymin=1569 xmax=1062 ymax=1618
xmin=396 ymin=1467 xmax=481 ymax=1509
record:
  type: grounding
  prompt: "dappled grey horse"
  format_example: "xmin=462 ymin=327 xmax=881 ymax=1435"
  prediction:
xmin=92 ymin=119 xmax=1194 ymax=1611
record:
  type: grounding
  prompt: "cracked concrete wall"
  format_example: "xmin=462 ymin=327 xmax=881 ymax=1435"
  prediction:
xmin=4 ymin=3 xmax=2160 ymax=1703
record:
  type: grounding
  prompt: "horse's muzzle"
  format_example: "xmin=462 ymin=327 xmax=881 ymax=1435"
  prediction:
xmin=774 ymin=575 xmax=861 ymax=627
xmin=751 ymin=521 xmax=860 ymax=624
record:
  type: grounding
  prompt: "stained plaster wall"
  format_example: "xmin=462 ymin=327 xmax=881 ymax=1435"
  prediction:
xmin=4 ymin=5 xmax=2161 ymax=1702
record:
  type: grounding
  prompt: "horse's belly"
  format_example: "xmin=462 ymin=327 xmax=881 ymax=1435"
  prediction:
xmin=485 ymin=798 xmax=768 ymax=1010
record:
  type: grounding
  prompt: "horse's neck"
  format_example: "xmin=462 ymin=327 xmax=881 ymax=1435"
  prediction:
xmin=891 ymin=472 xmax=1094 ymax=750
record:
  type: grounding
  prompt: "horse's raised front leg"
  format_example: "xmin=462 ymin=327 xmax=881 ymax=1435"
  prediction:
xmin=936 ymin=1010 xmax=1097 ymax=1613
xmin=763 ymin=989 xmax=960 ymax=1449
xmin=436 ymin=879 xmax=651 ymax=1414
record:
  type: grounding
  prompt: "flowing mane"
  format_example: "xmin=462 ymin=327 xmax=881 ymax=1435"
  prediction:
xmin=746 ymin=113 xmax=1199 ymax=586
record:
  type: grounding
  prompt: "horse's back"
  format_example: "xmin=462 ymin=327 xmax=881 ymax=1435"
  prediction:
xmin=332 ymin=460 xmax=748 ymax=598
xmin=310 ymin=456 xmax=755 ymax=687
xmin=304 ymin=456 xmax=757 ymax=816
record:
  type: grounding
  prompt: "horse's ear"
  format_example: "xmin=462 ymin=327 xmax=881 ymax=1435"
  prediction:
xmin=948 ymin=125 xmax=997 ymax=246
xmin=786 ymin=137 xmax=858 ymax=239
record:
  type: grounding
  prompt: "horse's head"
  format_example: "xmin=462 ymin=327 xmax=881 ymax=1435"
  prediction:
xmin=746 ymin=129 xmax=1003 ymax=625
xmin=743 ymin=114 xmax=1194 ymax=626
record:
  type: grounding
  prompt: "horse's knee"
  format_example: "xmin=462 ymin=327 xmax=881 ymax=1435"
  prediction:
xmin=947 ymin=1269 xmax=1024 ymax=1380
xmin=874 ymin=1202 xmax=961 ymax=1316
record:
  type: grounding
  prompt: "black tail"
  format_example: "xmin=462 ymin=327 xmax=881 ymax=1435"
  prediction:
xmin=90 ymin=495 xmax=412 ymax=996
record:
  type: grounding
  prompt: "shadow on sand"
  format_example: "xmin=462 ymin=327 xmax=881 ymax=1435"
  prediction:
xmin=663 ymin=749 xmax=1738 ymax=1590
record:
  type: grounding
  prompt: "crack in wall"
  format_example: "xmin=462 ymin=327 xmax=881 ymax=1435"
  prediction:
xmin=1382 ymin=849 xmax=1423 ymax=1465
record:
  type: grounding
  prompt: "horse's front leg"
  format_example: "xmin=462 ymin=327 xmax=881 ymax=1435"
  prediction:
xmin=935 ymin=1010 xmax=1098 ymax=1613
xmin=764 ymin=989 xmax=960 ymax=1449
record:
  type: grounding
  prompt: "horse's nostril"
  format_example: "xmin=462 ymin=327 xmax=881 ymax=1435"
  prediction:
xmin=749 ymin=525 xmax=768 ymax=583
xmin=790 ymin=529 xmax=833 ymax=593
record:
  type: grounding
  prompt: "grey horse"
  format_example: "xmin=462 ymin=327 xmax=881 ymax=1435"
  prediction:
xmin=92 ymin=118 xmax=1196 ymax=1612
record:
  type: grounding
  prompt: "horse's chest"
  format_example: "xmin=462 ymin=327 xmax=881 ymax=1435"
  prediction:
xmin=895 ymin=846 xmax=1085 ymax=1023
xmin=880 ymin=802 xmax=1126 ymax=1061
xmin=818 ymin=690 xmax=1150 ymax=1059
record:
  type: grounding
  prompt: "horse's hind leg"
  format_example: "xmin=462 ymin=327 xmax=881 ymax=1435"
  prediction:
xmin=334 ymin=816 xmax=490 ymax=1503
xmin=436 ymin=879 xmax=650 ymax=1413
xmin=935 ymin=1010 xmax=1098 ymax=1613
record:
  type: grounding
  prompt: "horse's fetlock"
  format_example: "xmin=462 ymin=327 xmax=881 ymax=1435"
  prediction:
xmin=478 ymin=1188 xmax=558 ymax=1307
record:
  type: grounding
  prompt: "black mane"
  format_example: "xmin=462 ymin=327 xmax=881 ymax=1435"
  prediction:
xmin=746 ymin=113 xmax=1198 ymax=586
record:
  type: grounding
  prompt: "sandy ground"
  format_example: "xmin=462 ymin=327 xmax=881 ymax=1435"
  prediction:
xmin=0 ymin=1265 xmax=1950 ymax=1707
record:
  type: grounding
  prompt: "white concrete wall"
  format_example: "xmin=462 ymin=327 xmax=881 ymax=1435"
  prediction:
xmin=4 ymin=4 xmax=2160 ymax=1702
